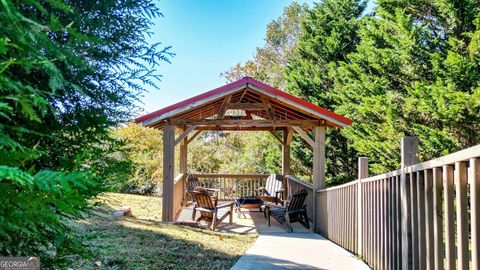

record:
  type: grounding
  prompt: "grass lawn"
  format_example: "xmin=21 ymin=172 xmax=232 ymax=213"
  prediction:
xmin=66 ymin=193 xmax=257 ymax=270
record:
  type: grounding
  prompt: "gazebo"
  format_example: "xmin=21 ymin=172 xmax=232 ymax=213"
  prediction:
xmin=135 ymin=77 xmax=352 ymax=228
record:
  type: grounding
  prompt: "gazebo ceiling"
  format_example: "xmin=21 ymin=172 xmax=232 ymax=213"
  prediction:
xmin=136 ymin=77 xmax=352 ymax=130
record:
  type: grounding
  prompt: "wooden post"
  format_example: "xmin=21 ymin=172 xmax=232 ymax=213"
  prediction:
xmin=282 ymin=129 xmax=293 ymax=175
xmin=455 ymin=162 xmax=468 ymax=270
xmin=400 ymin=137 xmax=419 ymax=270
xmin=162 ymin=124 xmax=175 ymax=222
xmin=443 ymin=165 xmax=455 ymax=270
xmin=312 ymin=126 xmax=326 ymax=231
xmin=179 ymin=126 xmax=188 ymax=205
xmin=471 ymin=158 xmax=480 ymax=270
xmin=358 ymin=157 xmax=369 ymax=256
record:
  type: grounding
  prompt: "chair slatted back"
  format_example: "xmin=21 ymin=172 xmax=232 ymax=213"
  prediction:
xmin=287 ymin=188 xmax=308 ymax=211
xmin=265 ymin=174 xmax=283 ymax=196
xmin=187 ymin=175 xmax=201 ymax=192
xmin=191 ymin=190 xmax=215 ymax=219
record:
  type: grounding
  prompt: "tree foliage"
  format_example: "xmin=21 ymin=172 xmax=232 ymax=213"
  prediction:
xmin=221 ymin=2 xmax=308 ymax=89
xmin=285 ymin=0 xmax=366 ymax=184
xmin=225 ymin=0 xmax=480 ymax=181
xmin=113 ymin=123 xmax=163 ymax=193
xmin=0 ymin=0 xmax=170 ymax=263
xmin=334 ymin=0 xmax=480 ymax=173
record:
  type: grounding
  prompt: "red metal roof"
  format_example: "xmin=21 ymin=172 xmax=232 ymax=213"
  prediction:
xmin=135 ymin=77 xmax=353 ymax=127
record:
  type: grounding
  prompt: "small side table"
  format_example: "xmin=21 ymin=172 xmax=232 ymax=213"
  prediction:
xmin=234 ymin=196 xmax=264 ymax=218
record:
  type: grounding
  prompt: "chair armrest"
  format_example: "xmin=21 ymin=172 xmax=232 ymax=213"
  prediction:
xmin=264 ymin=202 xmax=286 ymax=209
xmin=275 ymin=189 xmax=285 ymax=198
xmin=216 ymin=202 xmax=234 ymax=209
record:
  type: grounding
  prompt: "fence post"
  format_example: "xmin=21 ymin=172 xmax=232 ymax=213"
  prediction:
xmin=358 ymin=157 xmax=368 ymax=256
xmin=400 ymin=137 xmax=419 ymax=270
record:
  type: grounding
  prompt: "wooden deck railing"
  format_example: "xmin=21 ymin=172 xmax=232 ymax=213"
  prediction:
xmin=173 ymin=173 xmax=185 ymax=218
xmin=316 ymin=141 xmax=480 ymax=270
xmin=190 ymin=173 xmax=270 ymax=200
xmin=286 ymin=176 xmax=314 ymax=222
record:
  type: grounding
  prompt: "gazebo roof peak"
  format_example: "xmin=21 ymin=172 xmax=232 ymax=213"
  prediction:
xmin=136 ymin=77 xmax=352 ymax=129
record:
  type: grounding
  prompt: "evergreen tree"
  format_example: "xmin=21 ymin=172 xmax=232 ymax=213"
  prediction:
xmin=334 ymin=0 xmax=480 ymax=173
xmin=285 ymin=0 xmax=366 ymax=184
xmin=0 ymin=0 xmax=171 ymax=262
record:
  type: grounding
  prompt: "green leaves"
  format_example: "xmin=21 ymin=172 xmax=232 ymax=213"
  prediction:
xmin=0 ymin=0 xmax=170 ymax=265
xmin=285 ymin=0 xmax=366 ymax=184
xmin=0 ymin=166 xmax=34 ymax=186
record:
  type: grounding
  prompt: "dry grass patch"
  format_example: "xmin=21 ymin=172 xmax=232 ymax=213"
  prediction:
xmin=65 ymin=193 xmax=257 ymax=270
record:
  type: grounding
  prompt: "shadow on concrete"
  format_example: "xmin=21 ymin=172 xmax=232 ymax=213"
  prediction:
xmin=232 ymin=254 xmax=327 ymax=270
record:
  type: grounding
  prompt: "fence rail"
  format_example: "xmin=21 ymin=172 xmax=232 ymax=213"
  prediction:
xmin=190 ymin=173 xmax=269 ymax=200
xmin=316 ymin=140 xmax=480 ymax=270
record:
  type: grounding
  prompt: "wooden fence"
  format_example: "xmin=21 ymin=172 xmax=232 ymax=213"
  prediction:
xmin=316 ymin=138 xmax=480 ymax=270
xmin=317 ymin=180 xmax=358 ymax=254
xmin=190 ymin=173 xmax=269 ymax=200
xmin=173 ymin=173 xmax=185 ymax=218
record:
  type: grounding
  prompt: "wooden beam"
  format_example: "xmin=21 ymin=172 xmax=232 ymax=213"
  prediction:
xmin=179 ymin=127 xmax=188 ymax=174
xmin=262 ymin=96 xmax=276 ymax=120
xmin=162 ymin=124 xmax=175 ymax=222
xmin=312 ymin=126 xmax=326 ymax=231
xmin=471 ymin=158 xmax=480 ymax=270
xmin=239 ymin=89 xmax=248 ymax=103
xmin=357 ymin=157 xmax=369 ymax=256
xmin=168 ymin=119 xmax=322 ymax=127
xmin=217 ymin=94 xmax=232 ymax=119
xmin=269 ymin=131 xmax=284 ymax=145
xmin=227 ymin=103 xmax=266 ymax=110
xmin=186 ymin=130 xmax=202 ymax=144
xmin=292 ymin=126 xmax=314 ymax=147
xmin=400 ymin=137 xmax=419 ymax=270
xmin=174 ymin=125 xmax=196 ymax=146
xmin=284 ymin=128 xmax=294 ymax=145
xmin=179 ymin=126 xmax=188 ymax=206
xmin=195 ymin=126 xmax=287 ymax=132
xmin=282 ymin=129 xmax=293 ymax=175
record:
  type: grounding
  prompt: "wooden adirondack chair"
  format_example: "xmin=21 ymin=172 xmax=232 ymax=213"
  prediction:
xmin=185 ymin=175 xmax=218 ymax=204
xmin=265 ymin=188 xmax=310 ymax=232
xmin=257 ymin=174 xmax=285 ymax=205
xmin=190 ymin=189 xmax=234 ymax=231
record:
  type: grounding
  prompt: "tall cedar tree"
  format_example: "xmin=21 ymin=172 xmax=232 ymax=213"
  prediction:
xmin=285 ymin=0 xmax=366 ymax=185
xmin=0 ymin=0 xmax=171 ymax=263
xmin=334 ymin=0 xmax=480 ymax=173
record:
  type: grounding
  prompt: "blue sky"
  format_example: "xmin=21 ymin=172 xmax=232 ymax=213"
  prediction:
xmin=138 ymin=0 xmax=313 ymax=115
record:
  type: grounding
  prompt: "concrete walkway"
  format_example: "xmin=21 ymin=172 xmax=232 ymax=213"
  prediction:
xmin=177 ymin=205 xmax=370 ymax=269
xmin=230 ymin=212 xmax=371 ymax=270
